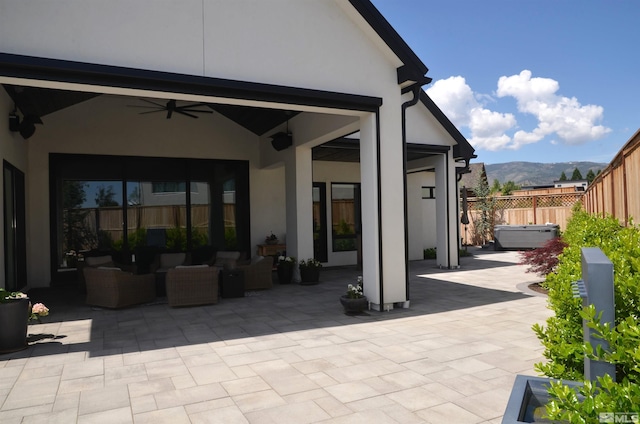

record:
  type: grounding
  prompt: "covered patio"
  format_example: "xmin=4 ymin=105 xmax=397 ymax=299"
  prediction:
xmin=1 ymin=0 xmax=476 ymax=313
xmin=0 ymin=249 xmax=550 ymax=423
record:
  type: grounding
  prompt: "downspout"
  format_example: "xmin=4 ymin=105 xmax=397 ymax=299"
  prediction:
xmin=401 ymin=82 xmax=424 ymax=303
xmin=445 ymin=153 xmax=452 ymax=269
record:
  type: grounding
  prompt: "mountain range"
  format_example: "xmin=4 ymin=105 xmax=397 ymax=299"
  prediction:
xmin=484 ymin=161 xmax=607 ymax=186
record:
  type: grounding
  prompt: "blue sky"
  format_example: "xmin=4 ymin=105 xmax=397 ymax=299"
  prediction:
xmin=371 ymin=0 xmax=639 ymax=165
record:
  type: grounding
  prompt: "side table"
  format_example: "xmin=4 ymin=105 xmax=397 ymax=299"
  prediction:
xmin=221 ymin=269 xmax=245 ymax=298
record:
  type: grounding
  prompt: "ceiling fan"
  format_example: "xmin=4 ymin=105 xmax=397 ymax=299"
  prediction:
xmin=128 ymin=99 xmax=213 ymax=119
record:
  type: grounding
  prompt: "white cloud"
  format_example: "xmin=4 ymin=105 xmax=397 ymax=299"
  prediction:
xmin=426 ymin=70 xmax=611 ymax=151
xmin=426 ymin=77 xmax=516 ymax=151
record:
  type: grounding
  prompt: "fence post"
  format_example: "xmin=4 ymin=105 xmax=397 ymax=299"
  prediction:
xmin=532 ymin=195 xmax=537 ymax=224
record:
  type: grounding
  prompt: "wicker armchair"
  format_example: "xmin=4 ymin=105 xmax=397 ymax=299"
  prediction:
xmin=237 ymin=256 xmax=274 ymax=290
xmin=84 ymin=267 xmax=156 ymax=309
xmin=166 ymin=265 xmax=219 ymax=307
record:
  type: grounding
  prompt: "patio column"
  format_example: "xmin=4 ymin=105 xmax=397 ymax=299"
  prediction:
xmin=284 ymin=144 xmax=314 ymax=277
xmin=360 ymin=107 xmax=408 ymax=311
xmin=434 ymin=151 xmax=459 ymax=269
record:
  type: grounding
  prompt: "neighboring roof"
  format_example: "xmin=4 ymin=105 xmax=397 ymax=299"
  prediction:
xmin=459 ymin=163 xmax=486 ymax=190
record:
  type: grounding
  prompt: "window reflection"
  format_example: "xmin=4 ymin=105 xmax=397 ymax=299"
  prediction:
xmin=331 ymin=183 xmax=359 ymax=252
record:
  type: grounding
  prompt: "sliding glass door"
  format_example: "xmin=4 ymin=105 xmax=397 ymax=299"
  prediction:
xmin=50 ymin=154 xmax=249 ymax=283
xmin=3 ymin=161 xmax=26 ymax=291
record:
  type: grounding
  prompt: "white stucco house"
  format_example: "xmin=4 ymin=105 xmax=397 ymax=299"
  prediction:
xmin=0 ymin=0 xmax=475 ymax=311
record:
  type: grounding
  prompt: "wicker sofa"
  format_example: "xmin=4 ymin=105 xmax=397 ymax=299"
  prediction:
xmin=166 ymin=265 xmax=219 ymax=307
xmin=84 ymin=267 xmax=156 ymax=309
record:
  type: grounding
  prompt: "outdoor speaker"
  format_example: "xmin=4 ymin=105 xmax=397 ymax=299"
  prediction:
xmin=271 ymin=132 xmax=293 ymax=151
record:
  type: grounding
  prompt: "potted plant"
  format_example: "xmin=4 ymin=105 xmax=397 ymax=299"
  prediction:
xmin=339 ymin=276 xmax=368 ymax=314
xmin=276 ymin=256 xmax=296 ymax=284
xmin=265 ymin=232 xmax=279 ymax=245
xmin=0 ymin=289 xmax=49 ymax=353
xmin=298 ymin=258 xmax=322 ymax=285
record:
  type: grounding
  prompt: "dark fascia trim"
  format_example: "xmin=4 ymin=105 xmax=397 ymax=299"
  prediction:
xmin=349 ymin=0 xmax=429 ymax=80
xmin=0 ymin=53 xmax=382 ymax=112
xmin=419 ymin=90 xmax=477 ymax=162
xmin=407 ymin=143 xmax=450 ymax=154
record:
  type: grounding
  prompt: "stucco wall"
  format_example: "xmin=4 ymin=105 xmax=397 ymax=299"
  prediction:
xmin=405 ymin=98 xmax=455 ymax=146
xmin=407 ymin=171 xmax=437 ymax=260
xmin=0 ymin=0 xmax=400 ymax=97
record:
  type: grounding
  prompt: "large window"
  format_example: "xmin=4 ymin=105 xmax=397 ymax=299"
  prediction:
xmin=331 ymin=183 xmax=360 ymax=252
xmin=51 ymin=154 xmax=249 ymax=278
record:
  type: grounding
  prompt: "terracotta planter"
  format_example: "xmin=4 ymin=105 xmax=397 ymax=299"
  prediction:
xmin=340 ymin=295 xmax=368 ymax=314
xmin=0 ymin=297 xmax=30 ymax=353
xmin=299 ymin=267 xmax=320 ymax=285
xmin=277 ymin=265 xmax=294 ymax=284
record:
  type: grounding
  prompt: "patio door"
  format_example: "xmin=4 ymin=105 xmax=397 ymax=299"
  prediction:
xmin=313 ymin=183 xmax=327 ymax=262
xmin=3 ymin=161 xmax=27 ymax=291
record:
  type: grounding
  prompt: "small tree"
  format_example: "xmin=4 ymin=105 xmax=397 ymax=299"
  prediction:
xmin=570 ymin=168 xmax=583 ymax=180
xmin=559 ymin=171 xmax=567 ymax=181
xmin=501 ymin=180 xmax=520 ymax=196
xmin=586 ymin=169 xmax=596 ymax=183
xmin=472 ymin=171 xmax=496 ymax=245
xmin=95 ymin=184 xmax=119 ymax=207
xmin=490 ymin=179 xmax=501 ymax=193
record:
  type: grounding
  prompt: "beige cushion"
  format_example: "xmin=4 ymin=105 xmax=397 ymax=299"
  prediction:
xmin=97 ymin=266 xmax=121 ymax=271
xmin=175 ymin=264 xmax=208 ymax=269
xmin=160 ymin=253 xmax=186 ymax=269
xmin=86 ymin=256 xmax=113 ymax=267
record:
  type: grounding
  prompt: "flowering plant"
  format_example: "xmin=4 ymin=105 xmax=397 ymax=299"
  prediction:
xmin=346 ymin=276 xmax=364 ymax=299
xmin=0 ymin=289 xmax=50 ymax=322
xmin=265 ymin=232 xmax=278 ymax=243
xmin=277 ymin=256 xmax=296 ymax=267
xmin=298 ymin=258 xmax=322 ymax=270
xmin=30 ymin=303 xmax=49 ymax=322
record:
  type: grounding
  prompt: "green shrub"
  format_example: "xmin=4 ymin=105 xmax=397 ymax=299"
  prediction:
xmin=423 ymin=247 xmax=436 ymax=259
xmin=533 ymin=205 xmax=640 ymax=420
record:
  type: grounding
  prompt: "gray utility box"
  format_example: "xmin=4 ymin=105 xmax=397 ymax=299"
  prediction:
xmin=494 ymin=224 xmax=559 ymax=251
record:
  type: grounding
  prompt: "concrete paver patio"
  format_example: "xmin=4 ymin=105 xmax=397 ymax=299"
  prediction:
xmin=0 ymin=248 xmax=552 ymax=423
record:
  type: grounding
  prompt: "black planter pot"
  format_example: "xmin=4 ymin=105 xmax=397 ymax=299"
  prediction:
xmin=277 ymin=265 xmax=294 ymax=284
xmin=340 ymin=295 xmax=368 ymax=314
xmin=299 ymin=267 xmax=320 ymax=285
xmin=0 ymin=297 xmax=30 ymax=353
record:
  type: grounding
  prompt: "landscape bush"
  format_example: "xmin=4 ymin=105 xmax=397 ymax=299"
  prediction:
xmin=533 ymin=205 xmax=640 ymax=421
xmin=519 ymin=236 xmax=568 ymax=277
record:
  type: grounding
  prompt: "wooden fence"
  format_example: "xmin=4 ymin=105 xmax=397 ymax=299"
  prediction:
xmin=461 ymin=192 xmax=583 ymax=245
xmin=583 ymin=129 xmax=640 ymax=225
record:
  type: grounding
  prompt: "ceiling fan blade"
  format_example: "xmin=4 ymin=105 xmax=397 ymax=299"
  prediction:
xmin=176 ymin=110 xmax=199 ymax=119
xmin=166 ymin=109 xmax=173 ymax=119
xmin=127 ymin=105 xmax=161 ymax=109
xmin=179 ymin=102 xmax=210 ymax=109
xmin=139 ymin=98 xmax=166 ymax=108
xmin=179 ymin=108 xmax=213 ymax=114
xmin=139 ymin=109 xmax=164 ymax=115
